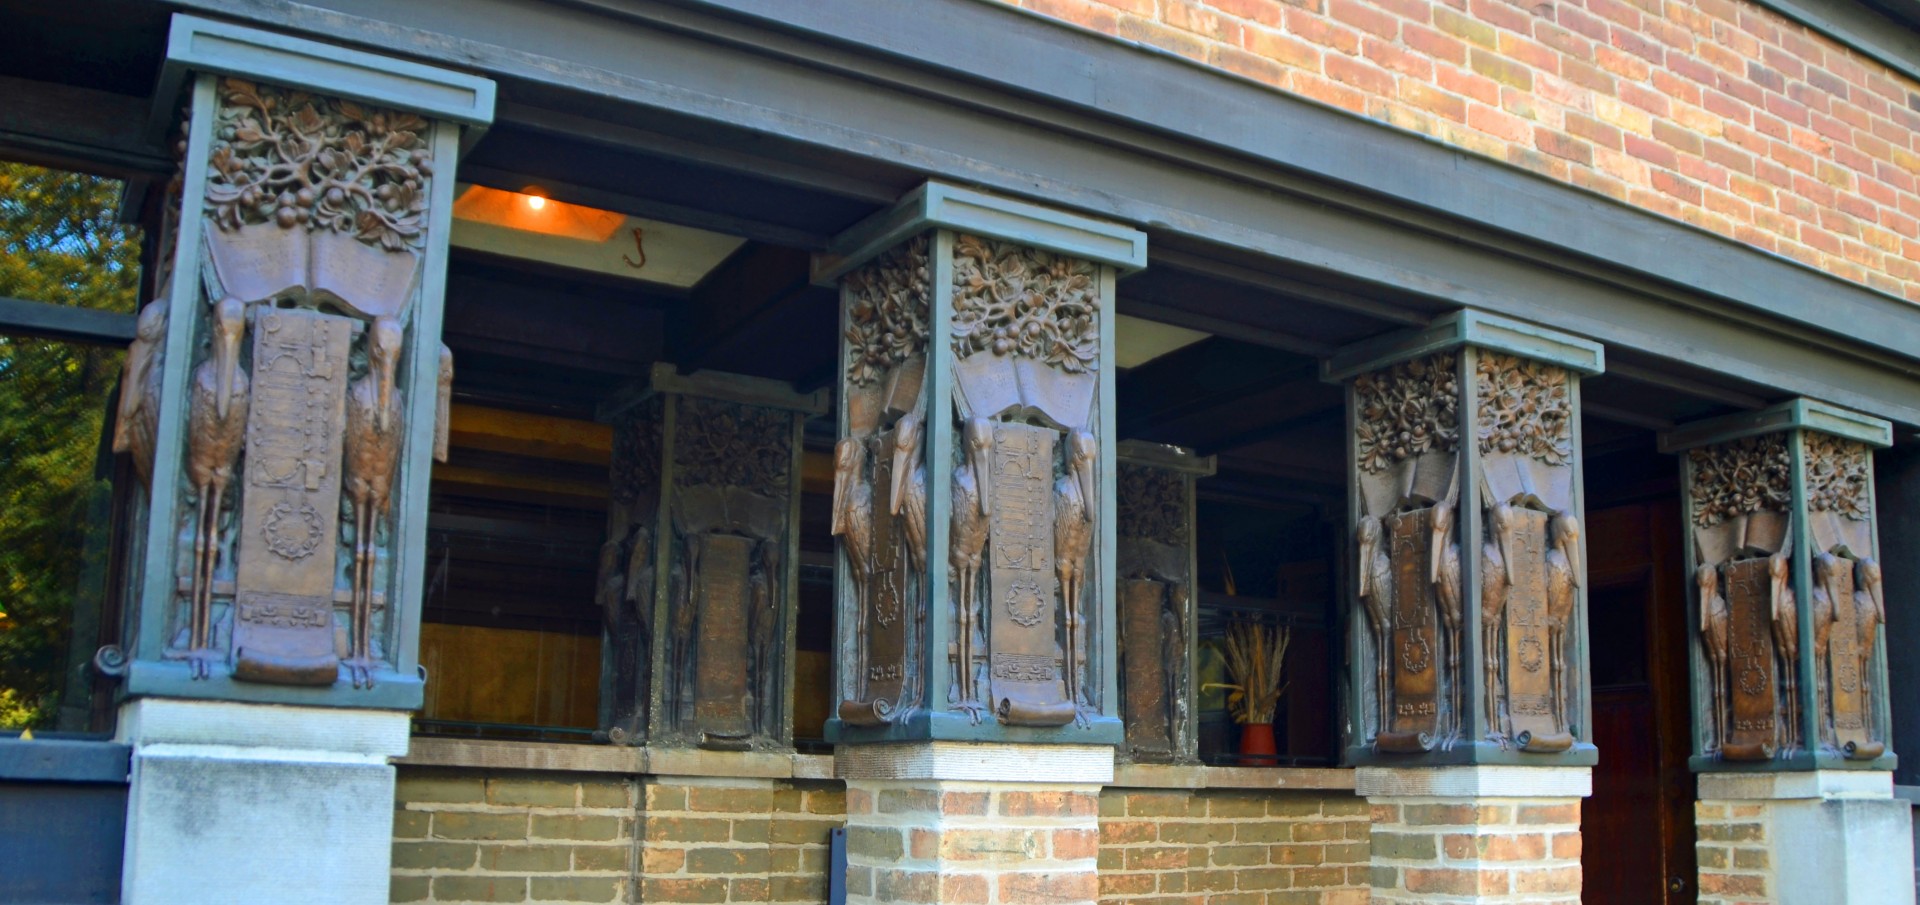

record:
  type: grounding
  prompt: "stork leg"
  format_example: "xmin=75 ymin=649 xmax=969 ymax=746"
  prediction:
xmin=1374 ymin=625 xmax=1390 ymax=742
xmin=1447 ymin=619 xmax=1462 ymax=748
xmin=189 ymin=489 xmax=213 ymax=679
xmin=1780 ymin=660 xmax=1797 ymax=754
xmin=1484 ymin=625 xmax=1505 ymax=745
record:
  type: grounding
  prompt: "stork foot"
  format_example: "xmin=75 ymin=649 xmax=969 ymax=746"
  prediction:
xmin=344 ymin=656 xmax=378 ymax=689
xmin=1486 ymin=730 xmax=1511 ymax=751
xmin=184 ymin=647 xmax=221 ymax=681
xmin=954 ymin=699 xmax=987 ymax=726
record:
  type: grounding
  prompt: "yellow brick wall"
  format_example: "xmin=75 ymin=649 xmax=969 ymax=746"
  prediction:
xmin=1096 ymin=787 xmax=1373 ymax=904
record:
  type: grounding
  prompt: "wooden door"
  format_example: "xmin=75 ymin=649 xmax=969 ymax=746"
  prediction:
xmin=1582 ymin=500 xmax=1698 ymax=904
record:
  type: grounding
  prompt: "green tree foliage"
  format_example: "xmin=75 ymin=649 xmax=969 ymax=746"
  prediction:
xmin=0 ymin=162 xmax=141 ymax=730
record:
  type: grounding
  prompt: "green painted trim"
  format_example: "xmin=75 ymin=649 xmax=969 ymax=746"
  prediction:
xmin=923 ymin=229 xmax=956 ymax=731
xmin=1096 ymin=263 xmax=1120 ymax=720
xmin=1570 ymin=376 xmax=1593 ymax=746
xmin=782 ymin=410 xmax=804 ymax=747
xmin=1458 ymin=348 xmax=1486 ymax=756
xmin=645 ymin=393 xmax=678 ymax=741
xmin=602 ymin=363 xmax=831 ymax=418
xmin=134 ymin=74 xmax=218 ymax=667
xmin=0 ymin=296 xmax=136 ymax=345
xmin=1341 ymin=380 xmax=1366 ymax=763
xmin=813 ymin=182 xmax=1149 ymax=283
xmin=391 ymin=118 xmax=464 ymax=684
xmin=1116 ymin=440 xmax=1217 ymax=476
xmin=1790 ymin=430 xmax=1820 ymax=763
xmin=1689 ymin=752 xmax=1898 ymax=772
xmin=1659 ymin=398 xmax=1895 ymax=453
xmin=156 ymin=14 xmax=495 ymax=143
xmin=1346 ymin=741 xmax=1602 ymax=768
xmin=125 ymin=660 xmax=424 ymax=710
xmin=1323 ymin=310 xmax=1604 ymax=383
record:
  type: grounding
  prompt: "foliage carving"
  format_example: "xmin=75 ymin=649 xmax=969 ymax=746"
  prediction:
xmin=674 ymin=397 xmax=790 ymax=492
xmin=1475 ymin=353 xmax=1572 ymax=465
xmin=1805 ymin=432 xmax=1871 ymax=521
xmin=843 ymin=236 xmax=929 ymax=387
xmin=1687 ymin=435 xmax=1790 ymax=529
xmin=1118 ymin=463 xmax=1187 ymax=546
xmin=950 ymin=234 xmax=1099 ymax=373
xmin=204 ymin=78 xmax=433 ymax=252
xmin=1353 ymin=353 xmax=1458 ymax=474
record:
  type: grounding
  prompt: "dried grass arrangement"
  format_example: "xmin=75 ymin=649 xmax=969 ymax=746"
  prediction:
xmin=1203 ymin=619 xmax=1291 ymax=725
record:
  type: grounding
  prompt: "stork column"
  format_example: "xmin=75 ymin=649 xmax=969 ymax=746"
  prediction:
xmin=1662 ymin=400 xmax=1911 ymax=905
xmin=1325 ymin=312 xmax=1603 ymax=903
xmin=819 ymin=184 xmax=1144 ymax=903
xmin=107 ymin=17 xmax=491 ymax=905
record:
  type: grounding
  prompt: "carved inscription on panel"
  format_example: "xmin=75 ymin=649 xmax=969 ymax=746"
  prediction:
xmin=1827 ymin=563 xmax=1866 ymax=741
xmin=1120 ymin=578 xmax=1172 ymax=757
xmin=693 ymin=534 xmax=755 ymax=748
xmin=1386 ymin=509 xmax=1439 ymax=739
xmin=863 ymin=430 xmax=909 ymax=708
xmin=988 ymin=422 xmax=1074 ymax=725
xmin=1723 ymin=559 xmax=1777 ymax=757
xmin=232 ymin=308 xmax=352 ymax=685
xmin=1503 ymin=509 xmax=1556 ymax=740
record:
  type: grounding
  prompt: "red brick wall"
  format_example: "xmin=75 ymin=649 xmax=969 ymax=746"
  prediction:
xmin=1097 ymin=787 xmax=1372 ymax=904
xmin=992 ymin=0 xmax=1920 ymax=302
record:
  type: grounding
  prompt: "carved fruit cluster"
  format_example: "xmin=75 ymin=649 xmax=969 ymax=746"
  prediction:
xmin=1475 ymin=354 xmax=1572 ymax=465
xmin=1688 ymin=435 xmax=1790 ymax=528
xmin=1118 ymin=463 xmax=1188 ymax=546
xmin=844 ymin=236 xmax=930 ymax=388
xmin=950 ymin=234 xmax=1100 ymax=373
xmin=1805 ymin=432 xmax=1871 ymax=522
xmin=674 ymin=397 xmax=791 ymax=492
xmin=1354 ymin=354 xmax=1459 ymax=474
xmin=204 ymin=78 xmax=432 ymax=252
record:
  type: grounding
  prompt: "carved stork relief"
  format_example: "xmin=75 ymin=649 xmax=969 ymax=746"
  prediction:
xmin=1115 ymin=449 xmax=1211 ymax=764
xmin=1665 ymin=401 xmax=1894 ymax=769
xmin=824 ymin=187 xmax=1138 ymax=746
xmin=1334 ymin=312 xmax=1601 ymax=765
xmin=113 ymin=76 xmax=465 ymax=693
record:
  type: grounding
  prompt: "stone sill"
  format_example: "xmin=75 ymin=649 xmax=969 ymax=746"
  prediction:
xmin=398 ymin=737 xmax=1357 ymax=793
xmin=399 ymin=737 xmax=835 ymax=780
xmin=1110 ymin=763 xmax=1356 ymax=793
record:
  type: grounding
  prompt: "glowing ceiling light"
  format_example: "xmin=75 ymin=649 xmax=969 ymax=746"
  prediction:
xmin=526 ymin=194 xmax=546 ymax=211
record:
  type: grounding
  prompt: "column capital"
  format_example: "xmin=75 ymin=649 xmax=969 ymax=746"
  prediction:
xmin=1323 ymin=309 xmax=1604 ymax=384
xmin=1658 ymin=396 xmax=1892 ymax=453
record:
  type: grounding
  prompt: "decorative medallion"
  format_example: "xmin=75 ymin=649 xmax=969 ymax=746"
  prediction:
xmin=262 ymin=499 xmax=324 ymax=560
xmin=1005 ymin=577 xmax=1047 ymax=628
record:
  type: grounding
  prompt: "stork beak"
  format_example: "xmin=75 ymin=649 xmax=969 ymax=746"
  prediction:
xmin=376 ymin=364 xmax=395 ymax=433
xmin=1075 ymin=452 xmax=1095 ymax=519
xmin=970 ymin=427 xmax=992 ymax=516
xmin=214 ymin=319 xmax=239 ymax=421
xmin=1356 ymin=522 xmax=1374 ymax=599
xmin=889 ymin=440 xmax=911 ymax=516
xmin=831 ymin=447 xmax=850 ymax=537
xmin=1428 ymin=509 xmax=1448 ymax=584
xmin=1566 ymin=532 xmax=1583 ymax=590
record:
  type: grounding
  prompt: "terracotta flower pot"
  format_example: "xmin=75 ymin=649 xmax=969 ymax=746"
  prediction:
xmin=1238 ymin=721 xmax=1276 ymax=763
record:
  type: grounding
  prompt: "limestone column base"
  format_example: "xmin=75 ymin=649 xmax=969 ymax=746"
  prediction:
xmin=117 ymin=698 xmax=410 ymax=905
xmin=1359 ymin=766 xmax=1590 ymax=904
xmin=1696 ymin=770 xmax=1914 ymax=905
xmin=837 ymin=742 xmax=1112 ymax=904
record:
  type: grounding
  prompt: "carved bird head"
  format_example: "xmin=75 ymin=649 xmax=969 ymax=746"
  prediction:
xmin=211 ymin=296 xmax=248 ymax=420
xmin=1355 ymin=515 xmax=1382 ymax=599
xmin=368 ymin=316 xmax=405 ymax=432
xmin=831 ymin=436 xmax=864 ymax=537
xmin=1696 ymin=562 xmax=1719 ymax=602
xmin=1429 ymin=504 xmax=1453 ymax=584
xmin=964 ymin=416 xmax=995 ymax=516
xmin=1487 ymin=500 xmax=1516 ymax=583
xmin=890 ymin=409 xmax=922 ymax=516
xmin=136 ymin=298 xmax=169 ymax=342
xmin=1067 ymin=428 xmax=1097 ymax=511
xmin=1549 ymin=510 xmax=1582 ymax=589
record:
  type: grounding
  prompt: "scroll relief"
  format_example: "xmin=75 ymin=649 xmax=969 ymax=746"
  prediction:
xmin=597 ymin=400 xmax=662 ymax=744
xmin=835 ymin=236 xmax=931 ymax=728
xmin=668 ymin=396 xmax=793 ymax=750
xmin=1353 ymin=353 xmax=1462 ymax=753
xmin=1475 ymin=354 xmax=1580 ymax=754
xmin=123 ymin=77 xmax=451 ymax=688
xmin=1688 ymin=435 xmax=1796 ymax=761
xmin=947 ymin=235 xmax=1101 ymax=729
xmin=1805 ymin=433 xmax=1883 ymax=759
xmin=1117 ymin=462 xmax=1194 ymax=762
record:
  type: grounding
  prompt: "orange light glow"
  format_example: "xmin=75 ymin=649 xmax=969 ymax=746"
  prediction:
xmin=451 ymin=185 xmax=626 ymax=241
xmin=526 ymin=194 xmax=546 ymax=211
